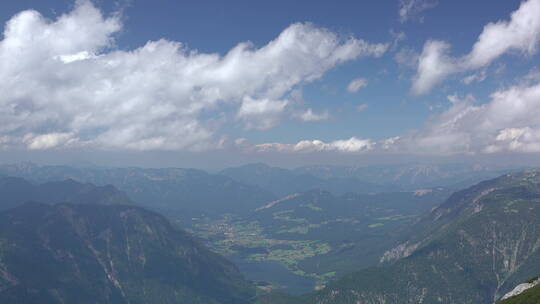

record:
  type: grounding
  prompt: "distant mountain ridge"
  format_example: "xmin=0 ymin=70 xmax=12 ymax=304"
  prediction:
xmin=220 ymin=163 xmax=398 ymax=197
xmin=221 ymin=163 xmax=517 ymax=197
xmin=0 ymin=162 xmax=515 ymax=217
xmin=0 ymin=176 xmax=132 ymax=211
xmin=294 ymin=163 xmax=515 ymax=190
xmin=0 ymin=163 xmax=276 ymax=220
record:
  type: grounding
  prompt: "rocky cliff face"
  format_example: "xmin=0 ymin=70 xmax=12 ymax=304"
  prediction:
xmin=500 ymin=277 xmax=540 ymax=301
xmin=0 ymin=202 xmax=255 ymax=304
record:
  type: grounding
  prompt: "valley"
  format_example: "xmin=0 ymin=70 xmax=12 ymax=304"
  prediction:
xmin=182 ymin=189 xmax=451 ymax=293
xmin=0 ymin=162 xmax=462 ymax=293
xmin=0 ymin=162 xmax=536 ymax=303
xmin=274 ymin=170 xmax=540 ymax=303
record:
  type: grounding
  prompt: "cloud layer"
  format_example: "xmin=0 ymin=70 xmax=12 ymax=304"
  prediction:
xmin=256 ymin=75 xmax=540 ymax=156
xmin=0 ymin=1 xmax=388 ymax=151
xmin=395 ymin=78 xmax=540 ymax=154
xmin=254 ymin=137 xmax=374 ymax=153
xmin=3 ymin=0 xmax=539 ymax=160
xmin=412 ymin=0 xmax=540 ymax=95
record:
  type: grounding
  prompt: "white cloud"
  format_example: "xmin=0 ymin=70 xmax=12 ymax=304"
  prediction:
xmin=381 ymin=136 xmax=400 ymax=150
xmin=0 ymin=1 xmax=389 ymax=151
xmin=466 ymin=0 xmax=540 ymax=68
xmin=412 ymin=0 xmax=540 ymax=95
xmin=237 ymin=97 xmax=288 ymax=130
xmin=399 ymin=0 xmax=438 ymax=23
xmin=23 ymin=132 xmax=77 ymax=150
xmin=412 ymin=40 xmax=457 ymax=95
xmin=462 ymin=70 xmax=487 ymax=85
xmin=485 ymin=127 xmax=540 ymax=153
xmin=252 ymin=78 xmax=540 ymax=156
xmin=253 ymin=78 xmax=540 ymax=156
xmin=57 ymin=50 xmax=95 ymax=63
xmin=254 ymin=137 xmax=374 ymax=153
xmin=396 ymin=80 xmax=540 ymax=154
xmin=347 ymin=78 xmax=368 ymax=93
xmin=327 ymin=137 xmax=374 ymax=152
xmin=296 ymin=108 xmax=330 ymax=122
xmin=234 ymin=137 xmax=248 ymax=146
xmin=356 ymin=104 xmax=369 ymax=112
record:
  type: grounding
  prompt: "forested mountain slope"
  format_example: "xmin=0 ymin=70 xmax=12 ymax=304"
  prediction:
xmin=263 ymin=170 xmax=540 ymax=303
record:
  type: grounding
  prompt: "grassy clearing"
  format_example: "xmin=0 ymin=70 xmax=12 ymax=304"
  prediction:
xmin=189 ymin=216 xmax=334 ymax=285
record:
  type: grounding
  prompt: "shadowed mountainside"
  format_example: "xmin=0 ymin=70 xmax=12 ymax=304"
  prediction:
xmin=0 ymin=202 xmax=255 ymax=304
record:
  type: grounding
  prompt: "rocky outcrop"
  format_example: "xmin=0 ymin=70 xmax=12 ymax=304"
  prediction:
xmin=379 ymin=241 xmax=419 ymax=263
xmin=500 ymin=277 xmax=540 ymax=301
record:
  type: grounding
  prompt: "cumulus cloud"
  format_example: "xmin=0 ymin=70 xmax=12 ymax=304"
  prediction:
xmin=466 ymin=0 xmax=540 ymax=68
xmin=252 ymin=78 xmax=540 ymax=156
xmin=485 ymin=127 xmax=540 ymax=153
xmin=412 ymin=0 xmax=540 ymax=95
xmin=381 ymin=136 xmax=400 ymax=150
xmin=412 ymin=40 xmax=457 ymax=95
xmin=23 ymin=133 xmax=77 ymax=150
xmin=253 ymin=75 xmax=540 ymax=156
xmin=296 ymin=108 xmax=330 ymax=122
xmin=399 ymin=0 xmax=438 ymax=23
xmin=254 ymin=137 xmax=374 ymax=153
xmin=0 ymin=1 xmax=388 ymax=151
xmin=237 ymin=97 xmax=288 ymax=130
xmin=347 ymin=78 xmax=368 ymax=93
xmin=395 ymin=80 xmax=540 ymax=154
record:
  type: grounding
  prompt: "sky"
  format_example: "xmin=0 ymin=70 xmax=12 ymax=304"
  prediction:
xmin=0 ymin=0 xmax=539 ymax=168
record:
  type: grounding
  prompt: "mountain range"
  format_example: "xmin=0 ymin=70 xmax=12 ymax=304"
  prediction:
xmin=0 ymin=163 xmax=277 ymax=221
xmin=1 ymin=162 xmax=539 ymax=303
xmin=0 ymin=176 xmax=132 ymax=211
xmin=221 ymin=162 xmax=515 ymax=195
xmin=261 ymin=170 xmax=540 ymax=303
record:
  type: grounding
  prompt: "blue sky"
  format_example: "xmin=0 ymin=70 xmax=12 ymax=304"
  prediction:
xmin=0 ymin=0 xmax=539 ymax=168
